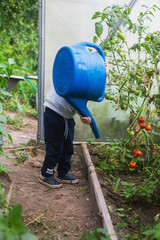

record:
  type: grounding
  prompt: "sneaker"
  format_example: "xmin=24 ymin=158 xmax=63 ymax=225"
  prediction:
xmin=39 ymin=175 xmax=63 ymax=189
xmin=56 ymin=173 xmax=79 ymax=184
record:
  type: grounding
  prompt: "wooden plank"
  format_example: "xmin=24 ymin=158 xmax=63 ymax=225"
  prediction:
xmin=81 ymin=143 xmax=118 ymax=240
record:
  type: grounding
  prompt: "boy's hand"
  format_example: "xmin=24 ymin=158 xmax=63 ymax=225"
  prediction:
xmin=80 ymin=116 xmax=91 ymax=125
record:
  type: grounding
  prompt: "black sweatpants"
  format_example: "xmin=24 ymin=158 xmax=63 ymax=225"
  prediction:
xmin=41 ymin=107 xmax=75 ymax=177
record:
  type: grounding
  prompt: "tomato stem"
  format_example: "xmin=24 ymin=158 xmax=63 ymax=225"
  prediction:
xmin=134 ymin=161 xmax=160 ymax=196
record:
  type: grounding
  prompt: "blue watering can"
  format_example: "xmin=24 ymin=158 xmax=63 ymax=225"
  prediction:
xmin=53 ymin=41 xmax=106 ymax=139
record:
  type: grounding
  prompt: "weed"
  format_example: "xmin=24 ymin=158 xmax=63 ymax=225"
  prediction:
xmin=73 ymin=161 xmax=79 ymax=166
xmin=0 ymin=163 xmax=9 ymax=174
xmin=15 ymin=151 xmax=29 ymax=165
xmin=81 ymin=228 xmax=109 ymax=240
xmin=81 ymin=185 xmax=88 ymax=195
xmin=143 ymin=223 xmax=160 ymax=240
xmin=104 ymin=177 xmax=121 ymax=192
xmin=10 ymin=145 xmax=26 ymax=153
xmin=27 ymin=139 xmax=37 ymax=146
xmin=0 ymin=183 xmax=6 ymax=208
xmin=6 ymin=115 xmax=23 ymax=130
xmin=22 ymin=104 xmax=38 ymax=118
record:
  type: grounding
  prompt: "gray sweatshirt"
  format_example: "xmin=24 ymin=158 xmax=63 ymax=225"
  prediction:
xmin=44 ymin=83 xmax=76 ymax=119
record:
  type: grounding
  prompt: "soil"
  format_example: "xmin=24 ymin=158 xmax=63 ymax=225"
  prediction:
xmin=1 ymin=111 xmax=97 ymax=240
xmin=2 ymin=111 xmax=160 ymax=240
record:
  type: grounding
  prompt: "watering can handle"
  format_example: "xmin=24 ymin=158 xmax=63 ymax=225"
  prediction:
xmin=74 ymin=41 xmax=106 ymax=102
xmin=74 ymin=41 xmax=106 ymax=62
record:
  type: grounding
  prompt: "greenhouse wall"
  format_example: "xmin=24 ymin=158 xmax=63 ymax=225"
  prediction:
xmin=42 ymin=0 xmax=160 ymax=142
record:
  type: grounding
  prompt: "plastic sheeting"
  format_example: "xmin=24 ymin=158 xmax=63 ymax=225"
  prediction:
xmin=43 ymin=0 xmax=160 ymax=141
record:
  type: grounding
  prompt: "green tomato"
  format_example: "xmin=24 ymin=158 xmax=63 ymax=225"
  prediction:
xmin=104 ymin=50 xmax=108 ymax=56
xmin=105 ymin=92 xmax=110 ymax=100
xmin=117 ymin=32 xmax=126 ymax=41
xmin=110 ymin=39 xmax=116 ymax=45
xmin=117 ymin=48 xmax=123 ymax=55
xmin=130 ymin=72 xmax=136 ymax=78
xmin=104 ymin=42 xmax=111 ymax=49
xmin=112 ymin=72 xmax=119 ymax=78
xmin=119 ymin=52 xmax=124 ymax=57
xmin=120 ymin=104 xmax=125 ymax=110
xmin=128 ymin=131 xmax=135 ymax=137
xmin=109 ymin=95 xmax=115 ymax=100
xmin=134 ymin=90 xmax=141 ymax=96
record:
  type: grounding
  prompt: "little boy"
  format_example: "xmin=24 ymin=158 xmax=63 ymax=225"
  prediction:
xmin=39 ymin=84 xmax=91 ymax=188
xmin=39 ymin=60 xmax=108 ymax=189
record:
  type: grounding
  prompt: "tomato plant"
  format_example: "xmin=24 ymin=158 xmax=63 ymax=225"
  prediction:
xmin=92 ymin=8 xmax=160 ymax=238
xmin=92 ymin=3 xmax=160 ymax=171
xmin=92 ymin=4 xmax=160 ymax=118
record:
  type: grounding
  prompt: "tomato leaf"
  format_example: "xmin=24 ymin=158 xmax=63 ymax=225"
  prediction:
xmin=93 ymin=36 xmax=98 ymax=43
xmin=95 ymin=22 xmax=103 ymax=37
xmin=92 ymin=12 xmax=101 ymax=20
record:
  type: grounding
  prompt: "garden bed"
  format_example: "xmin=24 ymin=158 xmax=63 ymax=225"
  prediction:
xmin=87 ymin=142 xmax=160 ymax=239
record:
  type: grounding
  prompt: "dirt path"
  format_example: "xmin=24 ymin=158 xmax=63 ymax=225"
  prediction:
xmin=1 ymin=112 xmax=97 ymax=239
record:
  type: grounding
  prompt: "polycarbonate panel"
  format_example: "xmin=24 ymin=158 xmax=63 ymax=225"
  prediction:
xmin=44 ymin=0 xmax=160 ymax=141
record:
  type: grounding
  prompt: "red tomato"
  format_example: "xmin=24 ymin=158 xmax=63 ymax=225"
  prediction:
xmin=140 ymin=123 xmax=146 ymax=129
xmin=133 ymin=149 xmax=137 ymax=155
xmin=136 ymin=150 xmax=142 ymax=156
xmin=129 ymin=161 xmax=136 ymax=168
xmin=138 ymin=117 xmax=145 ymax=123
xmin=145 ymin=125 xmax=151 ymax=131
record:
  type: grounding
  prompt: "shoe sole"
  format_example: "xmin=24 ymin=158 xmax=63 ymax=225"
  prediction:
xmin=39 ymin=178 xmax=63 ymax=189
xmin=56 ymin=178 xmax=79 ymax=184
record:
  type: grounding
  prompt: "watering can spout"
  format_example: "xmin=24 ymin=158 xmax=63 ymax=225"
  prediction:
xmin=65 ymin=97 xmax=100 ymax=139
